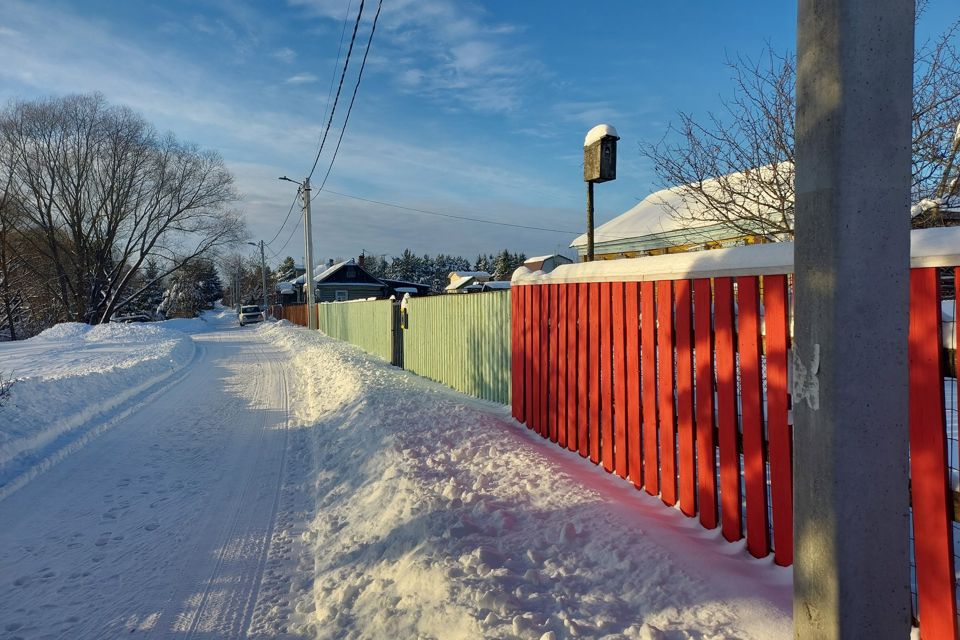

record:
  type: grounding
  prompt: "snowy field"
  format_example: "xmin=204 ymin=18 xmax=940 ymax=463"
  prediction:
xmin=0 ymin=311 xmax=792 ymax=639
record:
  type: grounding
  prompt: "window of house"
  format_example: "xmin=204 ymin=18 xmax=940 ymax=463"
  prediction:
xmin=335 ymin=290 xmax=348 ymax=301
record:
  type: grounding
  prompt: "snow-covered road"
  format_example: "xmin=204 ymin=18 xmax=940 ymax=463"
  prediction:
xmin=0 ymin=320 xmax=304 ymax=638
xmin=0 ymin=313 xmax=793 ymax=639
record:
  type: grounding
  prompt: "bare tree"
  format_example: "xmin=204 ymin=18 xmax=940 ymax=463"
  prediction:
xmin=0 ymin=93 xmax=245 ymax=329
xmin=641 ymin=17 xmax=960 ymax=236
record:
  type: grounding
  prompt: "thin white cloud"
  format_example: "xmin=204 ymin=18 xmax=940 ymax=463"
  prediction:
xmin=0 ymin=0 xmax=586 ymax=260
xmin=272 ymin=47 xmax=297 ymax=63
xmin=289 ymin=0 xmax=542 ymax=114
xmin=284 ymin=73 xmax=318 ymax=85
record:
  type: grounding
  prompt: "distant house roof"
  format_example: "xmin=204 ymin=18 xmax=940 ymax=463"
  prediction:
xmin=481 ymin=281 xmax=511 ymax=291
xmin=570 ymin=165 xmax=791 ymax=254
xmin=448 ymin=270 xmax=491 ymax=281
xmin=445 ymin=276 xmax=487 ymax=292
xmin=382 ymin=278 xmax=431 ymax=297
xmin=523 ymin=254 xmax=573 ymax=272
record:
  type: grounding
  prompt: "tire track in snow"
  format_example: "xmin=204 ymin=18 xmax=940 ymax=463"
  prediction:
xmin=180 ymin=340 xmax=291 ymax=639
xmin=0 ymin=323 xmax=299 ymax=639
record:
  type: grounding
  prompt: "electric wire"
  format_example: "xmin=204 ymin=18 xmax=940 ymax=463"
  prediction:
xmin=272 ymin=209 xmax=306 ymax=257
xmin=265 ymin=0 xmax=353 ymax=252
xmin=314 ymin=0 xmax=383 ymax=195
xmin=307 ymin=0 xmax=366 ymax=181
xmin=318 ymin=188 xmax=590 ymax=236
xmin=312 ymin=0 xmax=355 ymax=165
xmin=265 ymin=190 xmax=302 ymax=247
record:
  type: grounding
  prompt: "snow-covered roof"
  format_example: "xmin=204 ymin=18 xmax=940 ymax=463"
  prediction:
xmin=446 ymin=276 xmax=478 ymax=291
xmin=448 ymin=271 xmax=490 ymax=280
xmin=313 ymin=259 xmax=354 ymax=283
xmin=570 ymin=165 xmax=791 ymax=249
xmin=482 ymin=281 xmax=512 ymax=290
xmin=584 ymin=124 xmax=619 ymax=147
xmin=524 ymin=254 xmax=557 ymax=263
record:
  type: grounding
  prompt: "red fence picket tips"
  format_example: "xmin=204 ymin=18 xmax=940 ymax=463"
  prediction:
xmin=508 ymin=233 xmax=960 ymax=637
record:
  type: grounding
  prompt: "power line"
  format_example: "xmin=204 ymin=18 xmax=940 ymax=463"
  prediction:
xmin=271 ymin=209 xmax=305 ymax=258
xmin=265 ymin=189 xmax=302 ymax=247
xmin=317 ymin=188 xmax=588 ymax=236
xmin=312 ymin=0 xmax=355 ymax=164
xmin=314 ymin=0 xmax=383 ymax=194
xmin=307 ymin=0 xmax=366 ymax=180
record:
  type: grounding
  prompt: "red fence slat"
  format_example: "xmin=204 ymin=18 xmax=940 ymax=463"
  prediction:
xmin=539 ymin=286 xmax=549 ymax=438
xmin=909 ymin=268 xmax=958 ymax=639
xmin=693 ymin=278 xmax=718 ymax=529
xmin=737 ymin=276 xmax=769 ymax=558
xmin=511 ymin=287 xmax=522 ymax=421
xmin=641 ymin=281 xmax=659 ymax=495
xmin=549 ymin=284 xmax=560 ymax=443
xmin=558 ymin=285 xmax=568 ymax=449
xmin=566 ymin=284 xmax=579 ymax=452
xmin=657 ymin=280 xmax=677 ymax=506
xmin=674 ymin=279 xmax=696 ymax=517
xmin=532 ymin=286 xmax=543 ymax=435
xmin=600 ymin=282 xmax=615 ymax=472
xmin=524 ymin=286 xmax=535 ymax=431
xmin=715 ymin=276 xmax=742 ymax=542
xmin=613 ymin=281 xmax=629 ymax=479
xmin=625 ymin=282 xmax=643 ymax=489
xmin=577 ymin=282 xmax=590 ymax=458
xmin=588 ymin=282 xmax=602 ymax=464
xmin=764 ymin=275 xmax=793 ymax=566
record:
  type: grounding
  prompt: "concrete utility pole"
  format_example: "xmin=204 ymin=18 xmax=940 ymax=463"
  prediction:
xmin=793 ymin=1 xmax=913 ymax=638
xmin=248 ymin=241 xmax=269 ymax=316
xmin=302 ymin=177 xmax=317 ymax=330
xmin=280 ymin=175 xmax=317 ymax=329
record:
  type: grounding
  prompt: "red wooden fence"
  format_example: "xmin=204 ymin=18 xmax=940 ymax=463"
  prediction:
xmin=511 ymin=257 xmax=960 ymax=638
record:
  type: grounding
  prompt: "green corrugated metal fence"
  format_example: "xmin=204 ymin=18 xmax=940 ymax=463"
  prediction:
xmin=403 ymin=291 xmax=512 ymax=404
xmin=316 ymin=299 xmax=394 ymax=362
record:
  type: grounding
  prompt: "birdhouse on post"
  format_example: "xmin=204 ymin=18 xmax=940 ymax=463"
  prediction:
xmin=582 ymin=124 xmax=618 ymax=262
xmin=583 ymin=124 xmax=619 ymax=183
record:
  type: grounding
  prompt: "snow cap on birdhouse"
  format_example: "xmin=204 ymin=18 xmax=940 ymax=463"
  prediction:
xmin=584 ymin=124 xmax=619 ymax=183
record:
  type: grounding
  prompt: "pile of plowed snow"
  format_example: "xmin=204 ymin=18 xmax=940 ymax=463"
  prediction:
xmin=0 ymin=319 xmax=203 ymax=498
xmin=257 ymin=321 xmax=792 ymax=640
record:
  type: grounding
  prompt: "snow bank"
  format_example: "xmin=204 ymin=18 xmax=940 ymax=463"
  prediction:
xmin=257 ymin=322 xmax=792 ymax=640
xmin=0 ymin=319 xmax=201 ymax=499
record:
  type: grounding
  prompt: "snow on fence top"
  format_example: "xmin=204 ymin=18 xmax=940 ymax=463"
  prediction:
xmin=513 ymin=226 xmax=960 ymax=285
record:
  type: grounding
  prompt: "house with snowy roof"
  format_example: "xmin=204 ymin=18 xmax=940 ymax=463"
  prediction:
xmin=311 ymin=259 xmax=388 ymax=302
xmin=445 ymin=270 xmax=492 ymax=293
xmin=522 ymin=254 xmax=573 ymax=274
xmin=570 ymin=168 xmax=788 ymax=261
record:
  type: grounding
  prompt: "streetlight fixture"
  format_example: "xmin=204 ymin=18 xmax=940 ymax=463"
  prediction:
xmin=278 ymin=176 xmax=317 ymax=329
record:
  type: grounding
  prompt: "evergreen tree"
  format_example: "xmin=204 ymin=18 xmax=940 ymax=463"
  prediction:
xmin=388 ymin=249 xmax=422 ymax=282
xmin=474 ymin=254 xmax=492 ymax=272
xmin=277 ymin=256 xmax=296 ymax=281
xmin=364 ymin=255 xmax=389 ymax=279
xmin=492 ymin=250 xmax=512 ymax=280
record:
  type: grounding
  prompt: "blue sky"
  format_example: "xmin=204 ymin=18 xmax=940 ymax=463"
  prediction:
xmin=0 ymin=1 xmax=954 ymax=267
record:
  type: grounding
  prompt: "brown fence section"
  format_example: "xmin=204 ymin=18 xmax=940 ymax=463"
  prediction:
xmin=270 ymin=304 xmax=307 ymax=327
